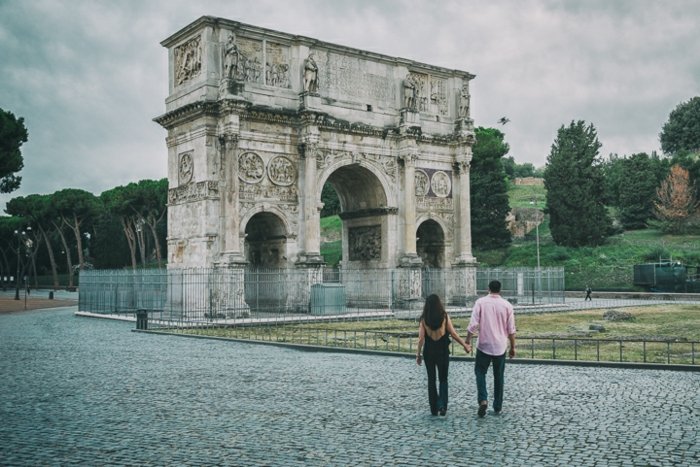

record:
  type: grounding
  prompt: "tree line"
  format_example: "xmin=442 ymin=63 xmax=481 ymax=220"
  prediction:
xmin=0 ymin=181 xmax=167 ymax=288
xmin=470 ymin=96 xmax=700 ymax=250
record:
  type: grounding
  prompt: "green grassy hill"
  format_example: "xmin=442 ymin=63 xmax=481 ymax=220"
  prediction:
xmin=320 ymin=182 xmax=700 ymax=290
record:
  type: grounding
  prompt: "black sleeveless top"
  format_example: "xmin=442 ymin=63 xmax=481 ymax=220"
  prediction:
xmin=423 ymin=322 xmax=451 ymax=359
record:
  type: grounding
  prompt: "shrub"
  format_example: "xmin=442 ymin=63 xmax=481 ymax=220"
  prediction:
xmin=547 ymin=246 xmax=571 ymax=261
xmin=643 ymin=246 xmax=671 ymax=262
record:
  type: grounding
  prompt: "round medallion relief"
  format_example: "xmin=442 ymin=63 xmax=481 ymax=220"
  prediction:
xmin=267 ymin=156 xmax=296 ymax=186
xmin=414 ymin=169 xmax=429 ymax=196
xmin=430 ymin=171 xmax=451 ymax=198
xmin=178 ymin=153 xmax=193 ymax=185
xmin=238 ymin=152 xmax=265 ymax=184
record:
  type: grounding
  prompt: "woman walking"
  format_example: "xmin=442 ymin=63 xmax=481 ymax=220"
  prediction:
xmin=416 ymin=294 xmax=470 ymax=416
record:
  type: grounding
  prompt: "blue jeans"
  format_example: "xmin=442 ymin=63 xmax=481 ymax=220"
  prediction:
xmin=424 ymin=355 xmax=449 ymax=413
xmin=475 ymin=349 xmax=506 ymax=411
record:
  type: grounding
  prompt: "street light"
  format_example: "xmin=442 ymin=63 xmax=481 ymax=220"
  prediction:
xmin=529 ymin=198 xmax=541 ymax=270
xmin=529 ymin=197 xmax=542 ymax=305
xmin=13 ymin=227 xmax=31 ymax=301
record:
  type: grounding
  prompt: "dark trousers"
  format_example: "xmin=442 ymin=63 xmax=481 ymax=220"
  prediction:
xmin=475 ymin=349 xmax=506 ymax=411
xmin=424 ymin=355 xmax=449 ymax=413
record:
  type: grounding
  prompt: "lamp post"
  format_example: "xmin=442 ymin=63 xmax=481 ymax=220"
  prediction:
xmin=529 ymin=198 xmax=541 ymax=270
xmin=530 ymin=197 xmax=542 ymax=304
xmin=13 ymin=227 xmax=31 ymax=300
xmin=14 ymin=230 xmax=21 ymax=300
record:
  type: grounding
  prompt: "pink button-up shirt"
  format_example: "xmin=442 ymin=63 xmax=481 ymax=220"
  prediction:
xmin=467 ymin=293 xmax=516 ymax=356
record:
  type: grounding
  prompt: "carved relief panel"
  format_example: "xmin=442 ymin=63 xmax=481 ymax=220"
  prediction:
xmin=349 ymin=225 xmax=382 ymax=261
xmin=238 ymin=151 xmax=299 ymax=204
xmin=431 ymin=171 xmax=451 ymax=198
xmin=178 ymin=152 xmax=194 ymax=186
xmin=415 ymin=169 xmax=452 ymax=198
xmin=174 ymin=35 xmax=202 ymax=86
xmin=265 ymin=42 xmax=290 ymax=88
xmin=430 ymin=77 xmax=448 ymax=116
xmin=415 ymin=169 xmax=429 ymax=197
xmin=267 ymin=156 xmax=296 ymax=186
xmin=168 ymin=181 xmax=219 ymax=204
xmin=238 ymin=152 xmax=265 ymax=184
xmin=404 ymin=72 xmax=449 ymax=116
xmin=237 ymin=37 xmax=263 ymax=84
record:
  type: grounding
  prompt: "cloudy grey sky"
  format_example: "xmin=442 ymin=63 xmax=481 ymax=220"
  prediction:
xmin=1 ymin=0 xmax=699 ymax=212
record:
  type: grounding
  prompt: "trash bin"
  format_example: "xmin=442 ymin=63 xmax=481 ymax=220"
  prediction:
xmin=136 ymin=309 xmax=148 ymax=330
xmin=48 ymin=291 xmax=54 ymax=300
xmin=309 ymin=283 xmax=346 ymax=315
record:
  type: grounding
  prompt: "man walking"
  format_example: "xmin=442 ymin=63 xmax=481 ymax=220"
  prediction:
xmin=465 ymin=280 xmax=516 ymax=417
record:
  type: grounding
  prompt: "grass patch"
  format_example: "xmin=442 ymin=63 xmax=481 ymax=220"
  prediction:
xmin=171 ymin=305 xmax=700 ymax=365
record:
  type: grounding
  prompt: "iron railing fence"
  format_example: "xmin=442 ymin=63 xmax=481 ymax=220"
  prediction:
xmin=160 ymin=325 xmax=699 ymax=366
xmin=475 ymin=267 xmax=566 ymax=305
xmin=79 ymin=266 xmax=566 ymax=325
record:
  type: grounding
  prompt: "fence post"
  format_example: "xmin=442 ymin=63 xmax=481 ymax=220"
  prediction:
xmin=136 ymin=309 xmax=148 ymax=330
xmin=619 ymin=340 xmax=623 ymax=362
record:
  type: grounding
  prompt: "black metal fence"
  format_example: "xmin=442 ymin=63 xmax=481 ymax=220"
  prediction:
xmin=160 ymin=326 xmax=699 ymax=366
xmin=79 ymin=266 xmax=566 ymax=325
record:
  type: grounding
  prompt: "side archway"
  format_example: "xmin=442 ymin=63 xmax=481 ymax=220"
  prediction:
xmin=417 ymin=219 xmax=445 ymax=268
xmin=243 ymin=211 xmax=288 ymax=267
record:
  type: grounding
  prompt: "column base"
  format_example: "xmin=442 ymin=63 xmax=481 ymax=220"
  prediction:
xmin=399 ymin=254 xmax=423 ymax=267
xmin=296 ymin=253 xmax=325 ymax=266
xmin=453 ymin=254 xmax=477 ymax=266
xmin=215 ymin=252 xmax=248 ymax=268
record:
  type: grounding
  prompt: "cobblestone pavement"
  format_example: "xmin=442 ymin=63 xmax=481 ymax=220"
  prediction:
xmin=1 ymin=307 xmax=698 ymax=466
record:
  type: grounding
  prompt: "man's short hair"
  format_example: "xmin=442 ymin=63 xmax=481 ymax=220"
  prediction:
xmin=488 ymin=280 xmax=502 ymax=293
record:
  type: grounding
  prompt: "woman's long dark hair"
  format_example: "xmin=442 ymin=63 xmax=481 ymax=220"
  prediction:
xmin=421 ymin=294 xmax=446 ymax=330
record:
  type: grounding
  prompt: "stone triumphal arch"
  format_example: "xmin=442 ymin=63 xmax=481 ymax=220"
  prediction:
xmin=155 ymin=16 xmax=477 ymax=311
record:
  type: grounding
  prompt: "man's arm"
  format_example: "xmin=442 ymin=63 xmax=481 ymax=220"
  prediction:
xmin=465 ymin=303 xmax=480 ymax=354
xmin=508 ymin=333 xmax=516 ymax=358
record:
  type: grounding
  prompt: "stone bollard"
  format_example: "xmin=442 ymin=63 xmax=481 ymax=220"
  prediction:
xmin=136 ymin=309 xmax=148 ymax=330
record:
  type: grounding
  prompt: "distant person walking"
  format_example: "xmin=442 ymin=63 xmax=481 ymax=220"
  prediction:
xmin=585 ymin=285 xmax=592 ymax=301
xmin=465 ymin=280 xmax=516 ymax=417
xmin=416 ymin=294 xmax=469 ymax=416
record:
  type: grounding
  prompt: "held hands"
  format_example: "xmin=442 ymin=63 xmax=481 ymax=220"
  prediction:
xmin=509 ymin=347 xmax=515 ymax=359
xmin=416 ymin=354 xmax=422 ymax=366
xmin=463 ymin=342 xmax=472 ymax=354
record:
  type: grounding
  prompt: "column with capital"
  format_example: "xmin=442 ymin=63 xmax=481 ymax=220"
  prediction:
xmin=450 ymin=156 xmax=477 ymax=304
xmin=300 ymin=141 xmax=324 ymax=264
xmin=212 ymin=133 xmax=250 ymax=317
xmin=399 ymin=153 xmax=421 ymax=265
xmin=454 ymin=159 xmax=475 ymax=263
xmin=218 ymin=134 xmax=246 ymax=265
xmin=397 ymin=152 xmax=422 ymax=309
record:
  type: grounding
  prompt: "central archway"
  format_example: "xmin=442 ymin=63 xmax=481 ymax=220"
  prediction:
xmin=323 ymin=164 xmax=392 ymax=267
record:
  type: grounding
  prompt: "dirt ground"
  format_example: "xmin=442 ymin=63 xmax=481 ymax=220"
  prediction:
xmin=0 ymin=296 xmax=77 ymax=314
